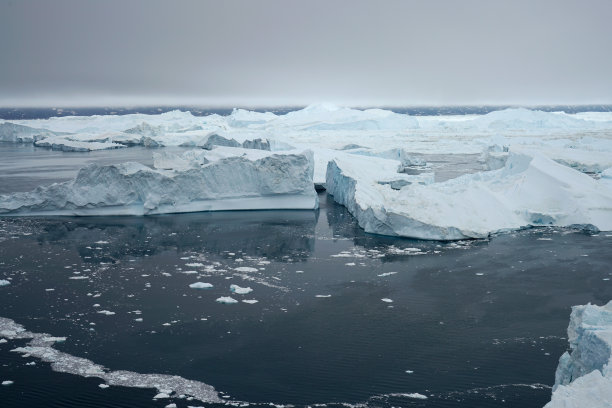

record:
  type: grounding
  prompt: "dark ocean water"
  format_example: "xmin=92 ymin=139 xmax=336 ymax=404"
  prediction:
xmin=1 ymin=192 xmax=611 ymax=408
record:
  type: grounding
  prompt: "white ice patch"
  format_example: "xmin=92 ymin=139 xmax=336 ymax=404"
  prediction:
xmin=216 ymin=296 xmax=238 ymax=304
xmin=189 ymin=282 xmax=213 ymax=289
xmin=230 ymin=284 xmax=253 ymax=294
xmin=234 ymin=267 xmax=258 ymax=273
xmin=0 ymin=317 xmax=222 ymax=404
xmin=0 ymin=279 xmax=10 ymax=286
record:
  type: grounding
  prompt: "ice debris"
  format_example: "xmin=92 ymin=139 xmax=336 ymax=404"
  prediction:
xmin=230 ymin=284 xmax=253 ymax=294
xmin=216 ymin=296 xmax=238 ymax=304
xmin=0 ymin=316 xmax=222 ymax=404
xmin=189 ymin=282 xmax=213 ymax=289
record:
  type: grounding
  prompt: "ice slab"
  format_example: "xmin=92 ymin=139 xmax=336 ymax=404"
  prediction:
xmin=0 ymin=148 xmax=318 ymax=216
xmin=327 ymin=148 xmax=612 ymax=240
xmin=545 ymin=301 xmax=612 ymax=408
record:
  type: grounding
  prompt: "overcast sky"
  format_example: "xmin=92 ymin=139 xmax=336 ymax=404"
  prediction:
xmin=1 ymin=0 xmax=611 ymax=107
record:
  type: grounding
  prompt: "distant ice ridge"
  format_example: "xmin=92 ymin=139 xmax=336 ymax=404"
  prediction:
xmin=326 ymin=149 xmax=612 ymax=240
xmin=0 ymin=147 xmax=318 ymax=215
xmin=545 ymin=301 xmax=612 ymax=408
xmin=0 ymin=316 xmax=223 ymax=404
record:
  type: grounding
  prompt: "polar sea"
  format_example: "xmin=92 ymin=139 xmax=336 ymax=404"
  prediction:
xmin=1 ymin=107 xmax=612 ymax=408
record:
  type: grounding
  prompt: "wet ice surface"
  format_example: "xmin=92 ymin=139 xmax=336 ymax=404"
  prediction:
xmin=1 ymin=193 xmax=612 ymax=407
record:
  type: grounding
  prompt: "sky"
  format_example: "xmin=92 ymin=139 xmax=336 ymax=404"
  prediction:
xmin=0 ymin=0 xmax=611 ymax=107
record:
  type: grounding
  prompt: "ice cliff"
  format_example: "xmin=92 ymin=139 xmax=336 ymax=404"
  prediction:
xmin=545 ymin=301 xmax=612 ymax=408
xmin=0 ymin=148 xmax=318 ymax=215
xmin=326 ymin=149 xmax=612 ymax=240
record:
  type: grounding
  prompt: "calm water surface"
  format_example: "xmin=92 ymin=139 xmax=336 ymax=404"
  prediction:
xmin=1 ymin=192 xmax=611 ymax=408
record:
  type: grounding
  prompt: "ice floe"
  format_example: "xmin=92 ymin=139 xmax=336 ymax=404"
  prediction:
xmin=189 ymin=282 xmax=213 ymax=289
xmin=216 ymin=296 xmax=238 ymax=304
xmin=0 ymin=316 xmax=222 ymax=404
xmin=230 ymin=284 xmax=253 ymax=294
xmin=0 ymin=279 xmax=10 ymax=286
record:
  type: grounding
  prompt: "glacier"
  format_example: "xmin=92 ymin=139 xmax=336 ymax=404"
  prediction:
xmin=0 ymin=148 xmax=318 ymax=215
xmin=545 ymin=301 xmax=612 ymax=408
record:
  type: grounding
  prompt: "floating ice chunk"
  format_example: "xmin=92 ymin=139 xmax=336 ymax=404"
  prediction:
xmin=99 ymin=383 xmax=109 ymax=389
xmin=242 ymin=299 xmax=258 ymax=304
xmin=234 ymin=267 xmax=258 ymax=273
xmin=216 ymin=296 xmax=238 ymax=304
xmin=2 ymin=380 xmax=14 ymax=386
xmin=0 ymin=148 xmax=318 ymax=216
xmin=230 ymin=284 xmax=253 ymax=294
xmin=165 ymin=404 xmax=178 ymax=408
xmin=0 ymin=279 xmax=10 ymax=286
xmin=189 ymin=282 xmax=213 ymax=289
xmin=35 ymin=136 xmax=126 ymax=152
xmin=0 ymin=338 xmax=7 ymax=344
xmin=97 ymin=310 xmax=116 ymax=316
xmin=327 ymin=149 xmax=612 ymax=240
xmin=401 ymin=393 xmax=427 ymax=400
xmin=381 ymin=298 xmax=393 ymax=303
xmin=315 ymin=295 xmax=332 ymax=298
xmin=154 ymin=392 xmax=171 ymax=399
xmin=377 ymin=272 xmax=397 ymax=277
xmin=0 ymin=122 xmax=58 ymax=143
xmin=185 ymin=263 xmax=205 ymax=267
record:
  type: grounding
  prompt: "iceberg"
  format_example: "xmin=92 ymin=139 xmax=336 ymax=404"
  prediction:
xmin=0 ymin=122 xmax=61 ymax=143
xmin=0 ymin=148 xmax=318 ymax=216
xmin=326 ymin=149 xmax=612 ymax=240
xmin=545 ymin=301 xmax=612 ymax=408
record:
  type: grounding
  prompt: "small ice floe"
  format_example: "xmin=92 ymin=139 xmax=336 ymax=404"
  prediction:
xmin=230 ymin=284 xmax=253 ymax=294
xmin=405 ymin=370 xmax=414 ymax=374
xmin=0 ymin=338 xmax=7 ymax=344
xmin=377 ymin=272 xmax=397 ymax=277
xmin=537 ymin=238 xmax=553 ymax=241
xmin=153 ymin=392 xmax=171 ymax=399
xmin=381 ymin=298 xmax=394 ymax=303
xmin=41 ymin=337 xmax=66 ymax=343
xmin=0 ymin=279 xmax=10 ymax=286
xmin=475 ymin=273 xmax=484 ymax=276
xmin=400 ymin=393 xmax=427 ymax=399
xmin=185 ymin=263 xmax=205 ymax=267
xmin=242 ymin=299 xmax=258 ymax=304
xmin=216 ymin=296 xmax=238 ymax=304
xmin=2 ymin=380 xmax=14 ymax=386
xmin=315 ymin=295 xmax=331 ymax=298
xmin=95 ymin=241 xmax=109 ymax=244
xmin=189 ymin=282 xmax=213 ymax=289
xmin=134 ymin=318 xmax=143 ymax=322
xmin=97 ymin=310 xmax=115 ymax=316
xmin=99 ymin=383 xmax=109 ymax=389
xmin=69 ymin=276 xmax=89 ymax=280
xmin=181 ymin=270 xmax=198 ymax=275
xmin=234 ymin=267 xmax=258 ymax=273
xmin=165 ymin=404 xmax=177 ymax=408
xmin=45 ymin=288 xmax=55 ymax=292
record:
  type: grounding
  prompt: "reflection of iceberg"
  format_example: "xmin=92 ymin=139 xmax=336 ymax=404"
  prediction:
xmin=32 ymin=208 xmax=317 ymax=262
xmin=545 ymin=301 xmax=612 ymax=408
xmin=0 ymin=148 xmax=318 ymax=216
xmin=327 ymin=149 xmax=612 ymax=240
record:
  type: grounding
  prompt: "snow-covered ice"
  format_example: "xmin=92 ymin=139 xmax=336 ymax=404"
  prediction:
xmin=0 ymin=279 xmax=10 ymax=286
xmin=230 ymin=284 xmax=253 ymax=294
xmin=326 ymin=148 xmax=612 ymax=240
xmin=0 ymin=148 xmax=318 ymax=215
xmin=189 ymin=282 xmax=213 ymax=289
xmin=545 ymin=301 xmax=612 ymax=408
xmin=216 ymin=296 xmax=238 ymax=304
